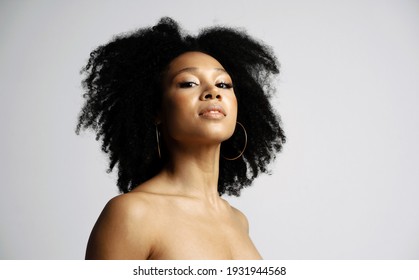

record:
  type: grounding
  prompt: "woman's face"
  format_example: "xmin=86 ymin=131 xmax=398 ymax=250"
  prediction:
xmin=160 ymin=51 xmax=237 ymax=146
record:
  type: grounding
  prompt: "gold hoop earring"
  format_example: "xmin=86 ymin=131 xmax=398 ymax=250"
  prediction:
xmin=222 ymin=121 xmax=247 ymax=161
xmin=155 ymin=124 xmax=161 ymax=159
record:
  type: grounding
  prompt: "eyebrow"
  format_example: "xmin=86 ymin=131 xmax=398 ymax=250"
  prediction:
xmin=173 ymin=67 xmax=227 ymax=77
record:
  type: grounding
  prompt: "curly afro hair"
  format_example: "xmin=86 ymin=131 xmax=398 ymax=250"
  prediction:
xmin=76 ymin=17 xmax=285 ymax=196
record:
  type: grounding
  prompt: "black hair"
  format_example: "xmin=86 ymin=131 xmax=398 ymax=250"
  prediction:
xmin=76 ymin=17 xmax=285 ymax=196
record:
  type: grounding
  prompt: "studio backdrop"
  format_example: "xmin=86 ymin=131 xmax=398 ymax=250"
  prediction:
xmin=1 ymin=0 xmax=419 ymax=259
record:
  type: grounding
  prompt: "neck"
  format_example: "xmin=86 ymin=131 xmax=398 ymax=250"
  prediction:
xmin=160 ymin=142 xmax=222 ymax=203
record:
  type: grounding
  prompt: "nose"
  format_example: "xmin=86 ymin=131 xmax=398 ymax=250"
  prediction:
xmin=200 ymin=85 xmax=222 ymax=101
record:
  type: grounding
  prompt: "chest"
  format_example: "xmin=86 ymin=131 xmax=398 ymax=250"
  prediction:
xmin=149 ymin=213 xmax=261 ymax=259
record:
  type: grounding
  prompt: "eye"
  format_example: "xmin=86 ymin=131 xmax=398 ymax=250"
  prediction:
xmin=178 ymin=81 xmax=198 ymax=88
xmin=216 ymin=82 xmax=233 ymax=89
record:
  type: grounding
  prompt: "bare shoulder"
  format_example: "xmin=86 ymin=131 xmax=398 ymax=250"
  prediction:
xmin=102 ymin=193 xmax=156 ymax=228
xmin=85 ymin=192 xmax=157 ymax=260
xmin=224 ymin=200 xmax=250 ymax=233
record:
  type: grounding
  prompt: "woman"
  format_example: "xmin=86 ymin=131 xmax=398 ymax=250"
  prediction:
xmin=76 ymin=17 xmax=285 ymax=259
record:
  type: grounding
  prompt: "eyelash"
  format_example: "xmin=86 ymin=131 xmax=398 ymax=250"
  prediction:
xmin=178 ymin=82 xmax=198 ymax=88
xmin=216 ymin=82 xmax=233 ymax=89
xmin=178 ymin=82 xmax=233 ymax=89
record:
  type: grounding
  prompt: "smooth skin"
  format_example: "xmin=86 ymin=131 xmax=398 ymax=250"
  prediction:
xmin=85 ymin=52 xmax=262 ymax=260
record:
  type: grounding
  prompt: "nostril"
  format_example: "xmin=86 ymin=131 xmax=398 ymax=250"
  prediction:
xmin=205 ymin=93 xmax=213 ymax=99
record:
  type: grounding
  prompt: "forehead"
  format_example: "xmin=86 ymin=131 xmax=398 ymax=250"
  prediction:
xmin=166 ymin=52 xmax=225 ymax=75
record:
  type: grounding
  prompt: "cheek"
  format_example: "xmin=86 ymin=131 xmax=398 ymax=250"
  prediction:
xmin=229 ymin=94 xmax=238 ymax=120
xmin=161 ymin=92 xmax=198 ymax=139
xmin=233 ymin=96 xmax=238 ymax=114
xmin=224 ymin=95 xmax=238 ymax=137
xmin=163 ymin=93 xmax=194 ymax=120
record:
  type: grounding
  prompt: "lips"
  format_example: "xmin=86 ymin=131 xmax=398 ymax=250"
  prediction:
xmin=199 ymin=104 xmax=226 ymax=119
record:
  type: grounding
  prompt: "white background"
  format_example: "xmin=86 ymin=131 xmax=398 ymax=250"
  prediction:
xmin=1 ymin=0 xmax=418 ymax=259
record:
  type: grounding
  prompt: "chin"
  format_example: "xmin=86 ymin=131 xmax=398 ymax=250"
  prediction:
xmin=205 ymin=124 xmax=235 ymax=140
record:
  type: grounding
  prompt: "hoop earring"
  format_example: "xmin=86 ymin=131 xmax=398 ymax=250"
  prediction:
xmin=155 ymin=124 xmax=161 ymax=159
xmin=222 ymin=122 xmax=247 ymax=161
